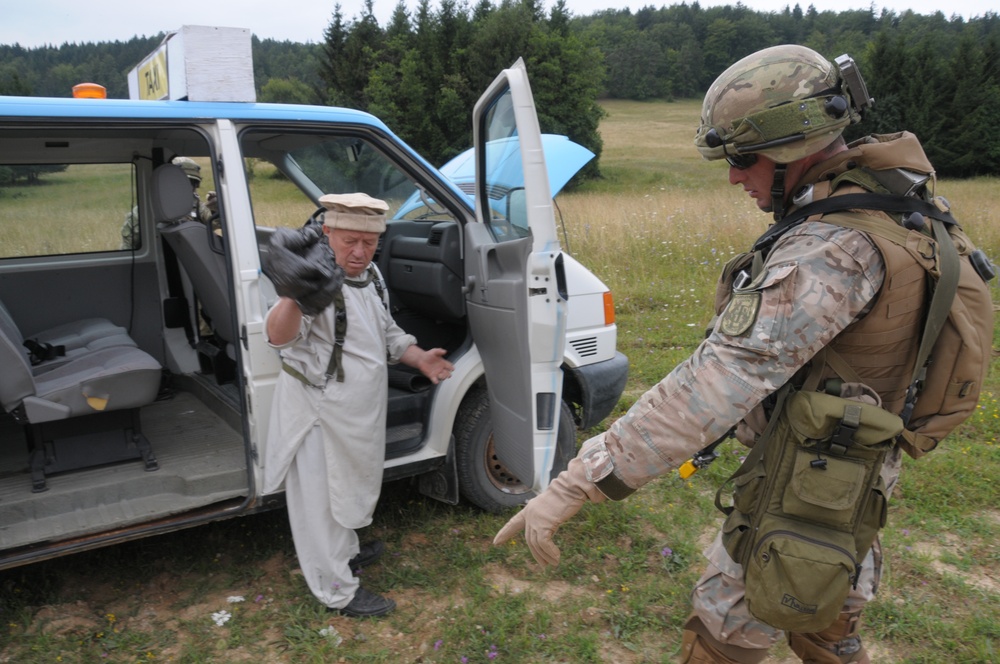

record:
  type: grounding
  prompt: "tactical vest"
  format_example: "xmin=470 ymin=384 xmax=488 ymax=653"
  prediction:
xmin=709 ymin=135 xmax=994 ymax=630
xmin=715 ymin=132 xmax=994 ymax=458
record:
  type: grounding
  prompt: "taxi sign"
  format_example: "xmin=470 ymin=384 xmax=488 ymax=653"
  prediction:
xmin=136 ymin=47 xmax=169 ymax=100
xmin=127 ymin=25 xmax=255 ymax=102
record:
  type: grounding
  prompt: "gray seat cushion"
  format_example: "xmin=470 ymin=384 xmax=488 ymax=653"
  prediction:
xmin=28 ymin=347 xmax=163 ymax=422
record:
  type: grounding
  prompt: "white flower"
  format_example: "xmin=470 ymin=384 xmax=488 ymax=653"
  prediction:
xmin=211 ymin=610 xmax=232 ymax=627
xmin=226 ymin=595 xmax=245 ymax=604
xmin=319 ymin=625 xmax=343 ymax=645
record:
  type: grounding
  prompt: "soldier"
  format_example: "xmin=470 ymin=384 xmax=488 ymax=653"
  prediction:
xmin=495 ymin=45 xmax=951 ymax=663
xmin=120 ymin=156 xmax=215 ymax=249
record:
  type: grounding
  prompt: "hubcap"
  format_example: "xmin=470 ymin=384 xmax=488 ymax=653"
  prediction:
xmin=483 ymin=434 xmax=530 ymax=494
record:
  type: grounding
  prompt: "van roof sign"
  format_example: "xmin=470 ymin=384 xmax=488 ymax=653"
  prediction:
xmin=127 ymin=25 xmax=256 ymax=103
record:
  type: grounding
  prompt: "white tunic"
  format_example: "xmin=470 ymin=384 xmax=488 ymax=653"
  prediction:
xmin=263 ymin=269 xmax=416 ymax=528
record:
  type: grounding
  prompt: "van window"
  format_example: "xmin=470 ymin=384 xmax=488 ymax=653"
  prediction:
xmin=0 ymin=162 xmax=137 ymax=258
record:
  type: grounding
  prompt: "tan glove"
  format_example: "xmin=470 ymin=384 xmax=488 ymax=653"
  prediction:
xmin=493 ymin=456 xmax=608 ymax=566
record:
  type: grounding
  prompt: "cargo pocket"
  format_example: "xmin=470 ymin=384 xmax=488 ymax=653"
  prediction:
xmin=783 ymin=448 xmax=866 ymax=529
xmin=855 ymin=477 xmax=888 ymax=560
xmin=743 ymin=518 xmax=857 ymax=633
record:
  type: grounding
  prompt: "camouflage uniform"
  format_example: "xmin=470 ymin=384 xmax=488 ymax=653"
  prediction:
xmin=580 ymin=207 xmax=898 ymax=661
xmin=580 ymin=46 xmax=899 ymax=663
xmin=496 ymin=45 xmax=926 ymax=663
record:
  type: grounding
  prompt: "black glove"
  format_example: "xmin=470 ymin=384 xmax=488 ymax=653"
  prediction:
xmin=262 ymin=225 xmax=345 ymax=316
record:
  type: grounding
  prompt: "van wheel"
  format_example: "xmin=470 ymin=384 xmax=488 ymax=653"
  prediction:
xmin=454 ymin=387 xmax=576 ymax=513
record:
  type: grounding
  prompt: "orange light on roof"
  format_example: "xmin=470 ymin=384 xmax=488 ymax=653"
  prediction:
xmin=603 ymin=291 xmax=616 ymax=326
xmin=72 ymin=83 xmax=107 ymax=99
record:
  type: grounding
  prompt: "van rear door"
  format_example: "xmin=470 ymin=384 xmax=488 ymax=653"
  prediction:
xmin=464 ymin=59 xmax=568 ymax=494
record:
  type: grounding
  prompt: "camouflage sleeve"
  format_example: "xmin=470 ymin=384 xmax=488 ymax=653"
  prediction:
xmin=590 ymin=222 xmax=885 ymax=499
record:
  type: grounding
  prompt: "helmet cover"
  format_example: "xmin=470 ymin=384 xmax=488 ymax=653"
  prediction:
xmin=695 ymin=45 xmax=857 ymax=164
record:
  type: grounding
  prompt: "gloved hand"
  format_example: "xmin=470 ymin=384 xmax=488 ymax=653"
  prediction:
xmin=493 ymin=457 xmax=607 ymax=566
xmin=262 ymin=225 xmax=345 ymax=315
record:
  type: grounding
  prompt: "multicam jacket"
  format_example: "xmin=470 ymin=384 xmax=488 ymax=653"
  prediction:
xmin=582 ymin=132 xmax=939 ymax=498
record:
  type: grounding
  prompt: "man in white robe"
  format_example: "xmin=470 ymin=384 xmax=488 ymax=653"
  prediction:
xmin=263 ymin=193 xmax=454 ymax=617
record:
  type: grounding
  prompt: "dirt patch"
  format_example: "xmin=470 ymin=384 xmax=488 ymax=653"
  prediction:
xmin=912 ymin=541 xmax=1000 ymax=595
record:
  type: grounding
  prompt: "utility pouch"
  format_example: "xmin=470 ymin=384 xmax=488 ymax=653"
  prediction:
xmin=716 ymin=388 xmax=902 ymax=633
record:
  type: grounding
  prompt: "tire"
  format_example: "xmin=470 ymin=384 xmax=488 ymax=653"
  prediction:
xmin=454 ymin=386 xmax=576 ymax=513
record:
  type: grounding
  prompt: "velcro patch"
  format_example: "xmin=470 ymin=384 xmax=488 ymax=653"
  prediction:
xmin=718 ymin=291 xmax=760 ymax=336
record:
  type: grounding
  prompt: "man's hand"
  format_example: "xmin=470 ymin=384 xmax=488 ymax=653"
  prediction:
xmin=262 ymin=225 xmax=344 ymax=315
xmin=400 ymin=346 xmax=454 ymax=385
xmin=493 ymin=457 xmax=607 ymax=566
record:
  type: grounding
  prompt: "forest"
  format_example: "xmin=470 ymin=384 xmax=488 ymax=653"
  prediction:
xmin=1 ymin=0 xmax=998 ymax=178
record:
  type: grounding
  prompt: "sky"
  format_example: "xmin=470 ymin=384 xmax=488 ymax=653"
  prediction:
xmin=1 ymin=0 xmax=995 ymax=49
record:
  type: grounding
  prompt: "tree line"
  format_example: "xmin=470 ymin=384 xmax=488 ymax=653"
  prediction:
xmin=1 ymin=0 xmax=998 ymax=178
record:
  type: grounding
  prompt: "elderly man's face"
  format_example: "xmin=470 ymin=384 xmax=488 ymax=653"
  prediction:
xmin=324 ymin=227 xmax=380 ymax=277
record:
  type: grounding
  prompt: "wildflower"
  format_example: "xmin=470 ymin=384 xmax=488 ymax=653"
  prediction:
xmin=434 ymin=639 xmax=444 ymax=650
xmin=211 ymin=610 xmax=232 ymax=627
xmin=319 ymin=625 xmax=343 ymax=645
xmin=254 ymin=594 xmax=264 ymax=603
xmin=227 ymin=595 xmax=245 ymax=604
xmin=461 ymin=658 xmax=469 ymax=663
xmin=661 ymin=546 xmax=673 ymax=557
xmin=106 ymin=613 xmax=116 ymax=624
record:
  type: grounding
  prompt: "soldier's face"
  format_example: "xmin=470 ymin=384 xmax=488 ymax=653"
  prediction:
xmin=729 ymin=155 xmax=777 ymax=212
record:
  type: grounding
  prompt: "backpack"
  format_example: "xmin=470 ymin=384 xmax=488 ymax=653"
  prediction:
xmin=713 ymin=191 xmax=994 ymax=631
xmin=752 ymin=191 xmax=995 ymax=458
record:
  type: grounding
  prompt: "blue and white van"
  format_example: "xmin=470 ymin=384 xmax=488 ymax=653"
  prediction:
xmin=0 ymin=47 xmax=627 ymax=568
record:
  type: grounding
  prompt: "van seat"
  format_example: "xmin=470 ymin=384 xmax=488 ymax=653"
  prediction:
xmin=153 ymin=163 xmax=236 ymax=382
xmin=0 ymin=302 xmax=162 ymax=493
xmin=0 ymin=299 xmax=136 ymax=374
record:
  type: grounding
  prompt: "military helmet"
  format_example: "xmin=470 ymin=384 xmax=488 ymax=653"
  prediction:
xmin=694 ymin=45 xmax=867 ymax=164
xmin=171 ymin=156 xmax=202 ymax=184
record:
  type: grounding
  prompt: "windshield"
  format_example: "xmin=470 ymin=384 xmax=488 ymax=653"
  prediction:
xmin=239 ymin=130 xmax=457 ymax=229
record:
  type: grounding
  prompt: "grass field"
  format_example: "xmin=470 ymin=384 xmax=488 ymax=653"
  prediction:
xmin=1 ymin=98 xmax=998 ymax=663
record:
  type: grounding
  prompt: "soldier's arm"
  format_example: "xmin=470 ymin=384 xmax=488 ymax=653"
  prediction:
xmin=587 ymin=223 xmax=885 ymax=498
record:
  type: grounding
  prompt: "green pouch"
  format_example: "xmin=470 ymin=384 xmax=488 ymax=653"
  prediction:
xmin=718 ymin=388 xmax=902 ymax=633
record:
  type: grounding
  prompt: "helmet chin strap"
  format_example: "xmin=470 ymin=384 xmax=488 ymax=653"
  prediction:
xmin=770 ymin=164 xmax=788 ymax=221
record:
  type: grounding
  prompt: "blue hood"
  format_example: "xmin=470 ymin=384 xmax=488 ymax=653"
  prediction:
xmin=393 ymin=134 xmax=594 ymax=219
xmin=440 ymin=133 xmax=595 ymax=198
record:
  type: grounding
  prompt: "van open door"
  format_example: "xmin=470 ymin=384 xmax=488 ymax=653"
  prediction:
xmin=464 ymin=59 xmax=569 ymax=494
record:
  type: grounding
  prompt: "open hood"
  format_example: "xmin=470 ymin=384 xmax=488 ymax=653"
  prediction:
xmin=441 ymin=133 xmax=594 ymax=198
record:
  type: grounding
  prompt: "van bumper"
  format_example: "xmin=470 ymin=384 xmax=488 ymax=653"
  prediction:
xmin=565 ymin=351 xmax=629 ymax=430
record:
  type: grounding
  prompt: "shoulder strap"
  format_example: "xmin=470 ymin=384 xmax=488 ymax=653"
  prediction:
xmin=753 ymin=192 xmax=959 ymax=253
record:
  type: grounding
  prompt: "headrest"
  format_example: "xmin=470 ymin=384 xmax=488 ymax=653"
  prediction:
xmin=152 ymin=164 xmax=195 ymax=223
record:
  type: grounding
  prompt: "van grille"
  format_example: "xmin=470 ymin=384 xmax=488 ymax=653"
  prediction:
xmin=570 ymin=337 xmax=598 ymax=357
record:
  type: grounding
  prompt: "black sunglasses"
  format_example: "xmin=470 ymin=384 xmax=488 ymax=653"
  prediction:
xmin=725 ymin=152 xmax=758 ymax=170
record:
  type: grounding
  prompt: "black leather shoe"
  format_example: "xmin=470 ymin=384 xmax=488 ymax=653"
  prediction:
xmin=349 ymin=540 xmax=384 ymax=572
xmin=337 ymin=586 xmax=396 ymax=617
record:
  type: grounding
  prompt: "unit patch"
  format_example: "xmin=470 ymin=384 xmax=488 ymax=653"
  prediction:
xmin=718 ymin=291 xmax=760 ymax=336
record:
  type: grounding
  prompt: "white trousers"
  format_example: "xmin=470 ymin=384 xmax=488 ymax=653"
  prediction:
xmin=285 ymin=425 xmax=361 ymax=609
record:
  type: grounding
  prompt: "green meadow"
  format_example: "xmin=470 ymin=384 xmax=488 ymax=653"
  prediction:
xmin=1 ymin=99 xmax=998 ymax=663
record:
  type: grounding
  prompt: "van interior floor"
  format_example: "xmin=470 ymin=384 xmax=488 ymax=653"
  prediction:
xmin=0 ymin=387 xmax=248 ymax=552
